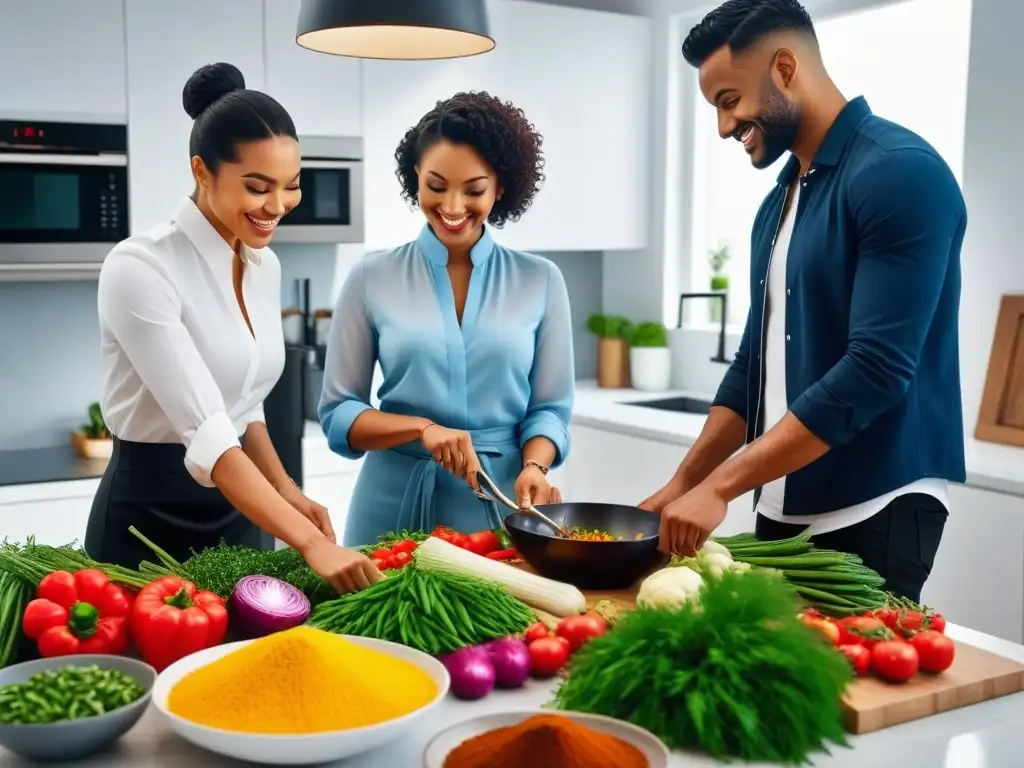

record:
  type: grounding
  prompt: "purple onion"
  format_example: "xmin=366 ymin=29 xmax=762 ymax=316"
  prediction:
xmin=439 ymin=647 xmax=496 ymax=700
xmin=485 ymin=637 xmax=532 ymax=688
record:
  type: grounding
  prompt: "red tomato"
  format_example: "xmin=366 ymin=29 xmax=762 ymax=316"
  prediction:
xmin=837 ymin=644 xmax=871 ymax=676
xmin=390 ymin=551 xmax=412 ymax=569
xmin=524 ymin=622 xmax=550 ymax=644
xmin=910 ymin=630 xmax=955 ymax=673
xmin=928 ymin=612 xmax=947 ymax=633
xmin=556 ymin=613 xmax=608 ymax=653
xmin=870 ymin=607 xmax=900 ymax=630
xmin=899 ymin=610 xmax=926 ymax=633
xmin=449 ymin=533 xmax=469 ymax=549
xmin=554 ymin=635 xmax=571 ymax=652
xmin=871 ymin=640 xmax=919 ymax=682
xmin=842 ymin=616 xmax=892 ymax=649
xmin=371 ymin=547 xmax=393 ymax=560
xmin=464 ymin=530 xmax=502 ymax=556
xmin=528 ymin=637 xmax=569 ymax=677
xmin=371 ymin=555 xmax=390 ymax=571
xmin=390 ymin=540 xmax=418 ymax=556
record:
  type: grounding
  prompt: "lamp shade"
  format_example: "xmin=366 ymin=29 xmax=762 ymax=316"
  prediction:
xmin=295 ymin=0 xmax=495 ymax=61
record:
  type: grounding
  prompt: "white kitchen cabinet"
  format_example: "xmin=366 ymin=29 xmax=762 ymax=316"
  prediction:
xmin=0 ymin=0 xmax=127 ymax=121
xmin=495 ymin=2 xmax=651 ymax=253
xmin=124 ymin=0 xmax=265 ymax=234
xmin=263 ymin=0 xmax=362 ymax=137
xmin=0 ymin=479 xmax=100 ymax=547
xmin=922 ymin=484 xmax=1024 ymax=643
xmin=360 ymin=0 xmax=651 ymax=252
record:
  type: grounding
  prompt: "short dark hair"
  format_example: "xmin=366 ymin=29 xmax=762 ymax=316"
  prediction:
xmin=394 ymin=92 xmax=545 ymax=228
xmin=182 ymin=62 xmax=297 ymax=174
xmin=682 ymin=0 xmax=816 ymax=68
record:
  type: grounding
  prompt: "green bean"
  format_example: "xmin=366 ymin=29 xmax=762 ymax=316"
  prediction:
xmin=0 ymin=665 xmax=144 ymax=724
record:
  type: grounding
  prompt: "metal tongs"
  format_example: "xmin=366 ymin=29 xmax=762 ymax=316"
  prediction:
xmin=473 ymin=469 xmax=572 ymax=539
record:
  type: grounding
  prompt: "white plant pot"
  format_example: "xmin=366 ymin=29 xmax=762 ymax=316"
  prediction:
xmin=629 ymin=347 xmax=671 ymax=392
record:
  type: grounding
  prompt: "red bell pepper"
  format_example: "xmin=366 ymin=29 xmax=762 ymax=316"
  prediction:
xmin=485 ymin=547 xmax=520 ymax=561
xmin=22 ymin=569 xmax=133 ymax=657
xmin=131 ymin=576 xmax=228 ymax=672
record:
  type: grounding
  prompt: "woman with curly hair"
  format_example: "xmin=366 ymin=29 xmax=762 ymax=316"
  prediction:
xmin=319 ymin=91 xmax=575 ymax=545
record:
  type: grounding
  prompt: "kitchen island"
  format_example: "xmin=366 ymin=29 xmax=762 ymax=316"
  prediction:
xmin=0 ymin=623 xmax=1018 ymax=767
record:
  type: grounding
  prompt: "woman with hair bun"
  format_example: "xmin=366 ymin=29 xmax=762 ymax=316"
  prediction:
xmin=320 ymin=91 xmax=575 ymax=546
xmin=86 ymin=62 xmax=381 ymax=594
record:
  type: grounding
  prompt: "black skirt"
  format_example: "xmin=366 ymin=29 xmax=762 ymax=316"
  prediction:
xmin=84 ymin=438 xmax=273 ymax=570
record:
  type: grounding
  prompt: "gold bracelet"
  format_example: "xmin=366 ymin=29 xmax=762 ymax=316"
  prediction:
xmin=524 ymin=459 xmax=549 ymax=475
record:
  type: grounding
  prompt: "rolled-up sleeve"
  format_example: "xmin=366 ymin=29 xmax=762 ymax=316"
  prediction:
xmin=97 ymin=247 xmax=240 ymax=486
xmin=712 ymin=308 xmax=752 ymax=421
xmin=520 ymin=262 xmax=575 ymax=468
xmin=789 ymin=148 xmax=964 ymax=448
xmin=319 ymin=260 xmax=376 ymax=460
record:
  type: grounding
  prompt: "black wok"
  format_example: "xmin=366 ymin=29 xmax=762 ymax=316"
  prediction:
xmin=503 ymin=503 xmax=663 ymax=590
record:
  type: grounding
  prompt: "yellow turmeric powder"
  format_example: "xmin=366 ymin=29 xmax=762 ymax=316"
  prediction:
xmin=167 ymin=626 xmax=439 ymax=734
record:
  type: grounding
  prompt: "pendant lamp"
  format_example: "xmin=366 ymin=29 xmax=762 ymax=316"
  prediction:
xmin=296 ymin=0 xmax=495 ymax=61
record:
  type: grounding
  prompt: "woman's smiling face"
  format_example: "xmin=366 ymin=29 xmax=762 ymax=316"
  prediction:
xmin=416 ymin=139 xmax=501 ymax=251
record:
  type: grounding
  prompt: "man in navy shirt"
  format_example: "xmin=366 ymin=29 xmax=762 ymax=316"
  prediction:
xmin=640 ymin=0 xmax=967 ymax=602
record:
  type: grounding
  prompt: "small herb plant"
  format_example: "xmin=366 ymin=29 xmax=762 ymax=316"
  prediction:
xmin=585 ymin=314 xmax=632 ymax=340
xmin=628 ymin=321 xmax=668 ymax=348
xmin=81 ymin=402 xmax=111 ymax=440
xmin=709 ymin=244 xmax=730 ymax=292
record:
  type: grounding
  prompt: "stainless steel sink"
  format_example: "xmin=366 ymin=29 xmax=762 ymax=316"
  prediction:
xmin=620 ymin=396 xmax=714 ymax=415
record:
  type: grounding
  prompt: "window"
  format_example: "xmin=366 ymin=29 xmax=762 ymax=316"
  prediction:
xmin=686 ymin=0 xmax=973 ymax=328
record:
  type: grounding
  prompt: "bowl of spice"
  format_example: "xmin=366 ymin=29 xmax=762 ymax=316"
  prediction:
xmin=152 ymin=625 xmax=449 ymax=765
xmin=0 ymin=655 xmax=156 ymax=762
xmin=423 ymin=710 xmax=670 ymax=768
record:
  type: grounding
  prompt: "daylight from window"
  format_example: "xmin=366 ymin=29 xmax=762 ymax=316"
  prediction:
xmin=687 ymin=0 xmax=973 ymax=327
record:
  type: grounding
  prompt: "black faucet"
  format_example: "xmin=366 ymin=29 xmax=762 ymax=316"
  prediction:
xmin=676 ymin=292 xmax=732 ymax=364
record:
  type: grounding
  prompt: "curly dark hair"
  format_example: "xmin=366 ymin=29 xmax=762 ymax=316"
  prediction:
xmin=394 ymin=91 xmax=545 ymax=228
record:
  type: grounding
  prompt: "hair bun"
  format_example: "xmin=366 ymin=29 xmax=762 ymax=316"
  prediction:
xmin=182 ymin=62 xmax=246 ymax=120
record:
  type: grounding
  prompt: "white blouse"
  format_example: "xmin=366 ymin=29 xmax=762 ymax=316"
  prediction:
xmin=97 ymin=198 xmax=286 ymax=486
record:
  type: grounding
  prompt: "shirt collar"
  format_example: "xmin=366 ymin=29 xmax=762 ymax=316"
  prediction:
xmin=776 ymin=96 xmax=872 ymax=185
xmin=416 ymin=223 xmax=496 ymax=267
xmin=173 ymin=197 xmax=262 ymax=266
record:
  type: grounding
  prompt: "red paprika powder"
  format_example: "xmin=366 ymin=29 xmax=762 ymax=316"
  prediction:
xmin=442 ymin=713 xmax=649 ymax=768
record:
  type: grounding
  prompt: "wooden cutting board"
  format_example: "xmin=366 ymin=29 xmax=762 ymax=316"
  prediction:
xmin=517 ymin=564 xmax=1024 ymax=734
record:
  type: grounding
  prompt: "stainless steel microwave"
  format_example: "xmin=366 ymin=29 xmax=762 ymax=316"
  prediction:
xmin=0 ymin=119 xmax=128 ymax=281
xmin=272 ymin=135 xmax=364 ymax=245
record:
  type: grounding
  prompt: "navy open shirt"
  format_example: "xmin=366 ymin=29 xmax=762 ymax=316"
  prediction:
xmin=713 ymin=97 xmax=968 ymax=516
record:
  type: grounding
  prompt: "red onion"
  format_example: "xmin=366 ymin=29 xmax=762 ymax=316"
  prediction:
xmin=485 ymin=637 xmax=532 ymax=688
xmin=230 ymin=575 xmax=311 ymax=638
xmin=439 ymin=647 xmax=496 ymax=700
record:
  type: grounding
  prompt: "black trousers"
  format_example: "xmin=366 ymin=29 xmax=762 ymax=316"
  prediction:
xmin=754 ymin=493 xmax=948 ymax=604
xmin=84 ymin=438 xmax=273 ymax=570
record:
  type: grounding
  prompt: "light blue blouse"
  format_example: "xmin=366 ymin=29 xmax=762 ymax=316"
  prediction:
xmin=319 ymin=224 xmax=575 ymax=546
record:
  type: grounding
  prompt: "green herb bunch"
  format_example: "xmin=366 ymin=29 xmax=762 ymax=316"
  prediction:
xmin=553 ymin=569 xmax=852 ymax=764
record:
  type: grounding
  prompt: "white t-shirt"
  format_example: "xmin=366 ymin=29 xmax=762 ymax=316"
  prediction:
xmin=754 ymin=179 xmax=948 ymax=534
xmin=97 ymin=198 xmax=286 ymax=487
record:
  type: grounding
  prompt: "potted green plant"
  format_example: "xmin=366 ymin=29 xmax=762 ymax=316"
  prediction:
xmin=586 ymin=314 xmax=632 ymax=388
xmin=628 ymin=321 xmax=671 ymax=391
xmin=71 ymin=401 xmax=113 ymax=460
xmin=709 ymin=244 xmax=731 ymax=323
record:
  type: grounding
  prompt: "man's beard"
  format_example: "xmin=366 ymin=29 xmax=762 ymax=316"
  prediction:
xmin=750 ymin=74 xmax=802 ymax=169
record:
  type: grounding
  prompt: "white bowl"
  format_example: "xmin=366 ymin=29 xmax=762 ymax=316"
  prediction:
xmin=152 ymin=635 xmax=450 ymax=765
xmin=423 ymin=709 xmax=671 ymax=767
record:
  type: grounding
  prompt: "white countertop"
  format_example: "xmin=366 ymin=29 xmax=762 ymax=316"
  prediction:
xmin=570 ymin=380 xmax=1024 ymax=498
xmin=1 ymin=622 xmax=1019 ymax=767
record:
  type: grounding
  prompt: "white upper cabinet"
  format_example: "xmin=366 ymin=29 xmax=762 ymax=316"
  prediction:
xmin=0 ymin=0 xmax=127 ymax=121
xmin=360 ymin=0 xmax=651 ymax=252
xmin=263 ymin=0 xmax=362 ymax=137
xmin=124 ymin=0 xmax=265 ymax=234
xmin=360 ymin=1 xmax=512 ymax=250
